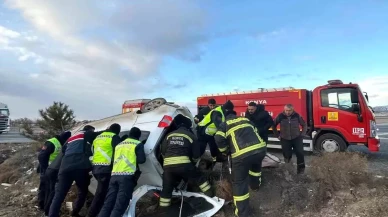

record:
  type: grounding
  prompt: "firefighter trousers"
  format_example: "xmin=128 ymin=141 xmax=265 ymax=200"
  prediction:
xmin=159 ymin=164 xmax=214 ymax=208
xmin=280 ymin=136 xmax=305 ymax=169
xmin=48 ymin=169 xmax=90 ymax=217
xmin=44 ymin=168 xmax=59 ymax=216
xmin=88 ymin=173 xmax=111 ymax=217
xmin=232 ymin=151 xmax=266 ymax=217
xmin=98 ymin=175 xmax=135 ymax=217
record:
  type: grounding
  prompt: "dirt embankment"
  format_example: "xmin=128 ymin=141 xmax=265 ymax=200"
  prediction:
xmin=0 ymin=143 xmax=94 ymax=217
xmin=213 ymin=152 xmax=388 ymax=217
xmin=1 ymin=144 xmax=388 ymax=217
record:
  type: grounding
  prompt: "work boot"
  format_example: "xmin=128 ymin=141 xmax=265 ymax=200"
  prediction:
xmin=297 ymin=167 xmax=305 ymax=174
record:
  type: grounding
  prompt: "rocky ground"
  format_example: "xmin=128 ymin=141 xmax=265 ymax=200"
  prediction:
xmin=1 ymin=142 xmax=388 ymax=217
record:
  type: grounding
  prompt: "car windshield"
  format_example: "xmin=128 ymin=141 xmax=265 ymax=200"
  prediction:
xmin=0 ymin=109 xmax=9 ymax=116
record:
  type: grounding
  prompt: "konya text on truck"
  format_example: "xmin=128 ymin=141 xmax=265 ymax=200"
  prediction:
xmin=0 ymin=102 xmax=11 ymax=134
xmin=197 ymin=80 xmax=380 ymax=153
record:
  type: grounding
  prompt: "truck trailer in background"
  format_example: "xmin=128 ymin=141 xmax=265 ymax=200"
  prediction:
xmin=0 ymin=102 xmax=10 ymax=134
xmin=197 ymin=80 xmax=380 ymax=153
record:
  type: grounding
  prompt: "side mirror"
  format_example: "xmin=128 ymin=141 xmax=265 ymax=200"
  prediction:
xmin=351 ymin=89 xmax=359 ymax=104
xmin=352 ymin=104 xmax=360 ymax=113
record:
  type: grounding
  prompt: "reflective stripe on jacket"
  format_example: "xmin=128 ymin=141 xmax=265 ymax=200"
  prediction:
xmin=162 ymin=128 xmax=199 ymax=167
xmin=92 ymin=132 xmax=115 ymax=166
xmin=214 ymin=115 xmax=266 ymax=160
xmin=198 ymin=106 xmax=225 ymax=136
xmin=111 ymin=138 xmax=140 ymax=175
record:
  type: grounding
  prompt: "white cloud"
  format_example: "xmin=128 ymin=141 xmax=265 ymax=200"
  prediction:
xmin=358 ymin=76 xmax=388 ymax=106
xmin=0 ymin=0 xmax=208 ymax=119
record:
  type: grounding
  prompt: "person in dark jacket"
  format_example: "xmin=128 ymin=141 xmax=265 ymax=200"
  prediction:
xmin=159 ymin=114 xmax=214 ymax=211
xmin=87 ymin=123 xmax=122 ymax=217
xmin=98 ymin=127 xmax=146 ymax=217
xmin=273 ymin=104 xmax=307 ymax=174
xmin=43 ymin=151 xmax=64 ymax=216
xmin=49 ymin=125 xmax=103 ymax=217
xmin=245 ymin=102 xmax=274 ymax=143
xmin=197 ymin=100 xmax=234 ymax=166
xmin=37 ymin=131 xmax=71 ymax=210
xmin=194 ymin=98 xmax=216 ymax=124
xmin=214 ymin=110 xmax=267 ymax=217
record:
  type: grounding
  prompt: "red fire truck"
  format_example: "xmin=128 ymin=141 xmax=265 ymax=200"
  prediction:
xmin=197 ymin=80 xmax=380 ymax=153
xmin=122 ymin=99 xmax=151 ymax=114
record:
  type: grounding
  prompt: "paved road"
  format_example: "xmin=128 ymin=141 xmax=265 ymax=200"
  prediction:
xmin=0 ymin=128 xmax=35 ymax=144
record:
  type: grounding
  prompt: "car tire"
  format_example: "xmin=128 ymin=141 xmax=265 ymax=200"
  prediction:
xmin=140 ymin=98 xmax=167 ymax=113
xmin=315 ymin=133 xmax=347 ymax=153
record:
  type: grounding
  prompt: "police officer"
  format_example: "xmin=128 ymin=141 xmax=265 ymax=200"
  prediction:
xmin=98 ymin=127 xmax=146 ymax=217
xmin=214 ymin=110 xmax=267 ymax=217
xmin=194 ymin=98 xmax=216 ymax=124
xmin=159 ymin=114 xmax=214 ymax=210
xmin=87 ymin=123 xmax=122 ymax=217
xmin=37 ymin=131 xmax=71 ymax=210
xmin=44 ymin=150 xmax=64 ymax=216
xmin=49 ymin=125 xmax=102 ymax=217
xmin=197 ymin=100 xmax=234 ymax=165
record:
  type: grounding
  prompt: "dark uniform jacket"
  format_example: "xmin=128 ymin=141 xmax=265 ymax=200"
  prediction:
xmin=59 ymin=130 xmax=103 ymax=174
xmin=214 ymin=113 xmax=266 ymax=161
xmin=245 ymin=104 xmax=274 ymax=141
xmin=161 ymin=126 xmax=200 ymax=167
xmin=273 ymin=112 xmax=307 ymax=140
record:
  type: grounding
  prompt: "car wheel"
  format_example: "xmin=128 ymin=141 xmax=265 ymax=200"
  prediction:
xmin=315 ymin=133 xmax=347 ymax=153
xmin=140 ymin=98 xmax=167 ymax=113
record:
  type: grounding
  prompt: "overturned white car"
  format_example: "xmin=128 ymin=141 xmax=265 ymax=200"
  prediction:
xmin=70 ymin=98 xmax=280 ymax=217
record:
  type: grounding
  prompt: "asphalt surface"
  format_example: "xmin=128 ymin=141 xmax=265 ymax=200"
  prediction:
xmin=0 ymin=128 xmax=35 ymax=144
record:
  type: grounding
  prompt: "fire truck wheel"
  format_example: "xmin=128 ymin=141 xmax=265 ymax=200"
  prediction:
xmin=315 ymin=133 xmax=347 ymax=153
xmin=140 ymin=98 xmax=167 ymax=113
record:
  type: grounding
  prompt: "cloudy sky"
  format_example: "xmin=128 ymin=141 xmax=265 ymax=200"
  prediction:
xmin=1 ymin=0 xmax=388 ymax=120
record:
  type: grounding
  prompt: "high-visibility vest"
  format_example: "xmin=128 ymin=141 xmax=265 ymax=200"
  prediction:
xmin=198 ymin=106 xmax=225 ymax=135
xmin=111 ymin=138 xmax=140 ymax=175
xmin=48 ymin=137 xmax=61 ymax=165
xmin=92 ymin=132 xmax=115 ymax=166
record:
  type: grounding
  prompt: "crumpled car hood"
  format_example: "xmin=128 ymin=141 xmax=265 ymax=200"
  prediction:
xmin=124 ymin=185 xmax=225 ymax=217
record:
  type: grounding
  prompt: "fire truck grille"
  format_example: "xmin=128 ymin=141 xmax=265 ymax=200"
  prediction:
xmin=0 ymin=117 xmax=8 ymax=130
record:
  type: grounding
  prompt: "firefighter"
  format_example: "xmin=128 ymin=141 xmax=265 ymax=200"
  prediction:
xmin=49 ymin=125 xmax=102 ymax=217
xmin=194 ymin=98 xmax=216 ymax=124
xmin=214 ymin=110 xmax=267 ymax=217
xmin=97 ymin=127 xmax=146 ymax=217
xmin=37 ymin=131 xmax=71 ymax=210
xmin=87 ymin=123 xmax=122 ymax=217
xmin=197 ymin=100 xmax=234 ymax=165
xmin=159 ymin=114 xmax=214 ymax=210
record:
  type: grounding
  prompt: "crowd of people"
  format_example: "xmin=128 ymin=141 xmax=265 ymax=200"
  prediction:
xmin=37 ymin=98 xmax=307 ymax=217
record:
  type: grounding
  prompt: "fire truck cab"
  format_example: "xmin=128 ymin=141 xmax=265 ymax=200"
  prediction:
xmin=197 ymin=80 xmax=380 ymax=153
